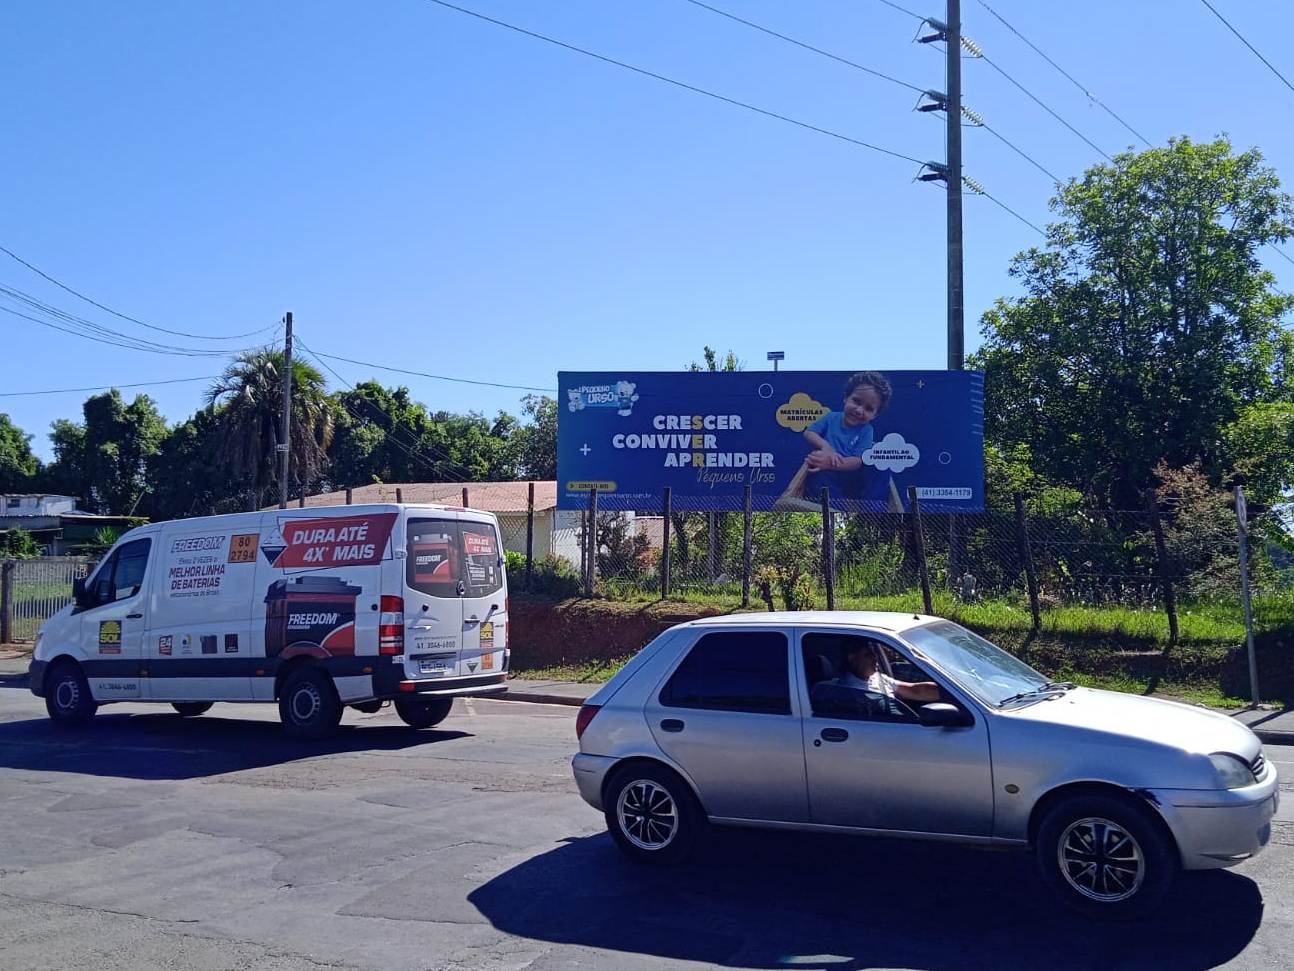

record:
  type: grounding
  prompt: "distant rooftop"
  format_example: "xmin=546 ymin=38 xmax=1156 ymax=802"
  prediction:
xmin=284 ymin=481 xmax=558 ymax=514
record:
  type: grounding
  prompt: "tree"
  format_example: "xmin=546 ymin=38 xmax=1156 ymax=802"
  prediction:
xmin=41 ymin=390 xmax=166 ymax=513
xmin=206 ymin=350 xmax=335 ymax=508
xmin=973 ymin=137 xmax=1294 ymax=509
xmin=1224 ymin=401 xmax=1294 ymax=511
xmin=144 ymin=408 xmax=246 ymax=520
xmin=329 ymin=382 xmax=435 ymax=487
xmin=0 ymin=413 xmax=40 ymax=493
xmin=513 ymin=394 xmax=557 ymax=480
xmin=0 ymin=527 xmax=41 ymax=559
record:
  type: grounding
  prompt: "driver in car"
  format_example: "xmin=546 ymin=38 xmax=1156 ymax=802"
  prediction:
xmin=839 ymin=640 xmax=940 ymax=703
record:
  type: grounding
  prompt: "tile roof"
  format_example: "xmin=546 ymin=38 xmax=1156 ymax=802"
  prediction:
xmin=285 ymin=481 xmax=558 ymax=513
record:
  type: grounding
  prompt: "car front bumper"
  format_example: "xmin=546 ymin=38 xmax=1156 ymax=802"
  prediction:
xmin=571 ymin=753 xmax=618 ymax=812
xmin=1149 ymin=768 xmax=1280 ymax=870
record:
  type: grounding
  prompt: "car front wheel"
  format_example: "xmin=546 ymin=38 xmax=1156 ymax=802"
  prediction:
xmin=604 ymin=764 xmax=702 ymax=865
xmin=1036 ymin=792 xmax=1178 ymax=919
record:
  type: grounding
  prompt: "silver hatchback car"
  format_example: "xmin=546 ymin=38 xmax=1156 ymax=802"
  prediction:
xmin=572 ymin=612 xmax=1278 ymax=918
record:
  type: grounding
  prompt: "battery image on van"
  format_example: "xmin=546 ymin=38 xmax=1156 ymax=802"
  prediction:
xmin=264 ymin=576 xmax=362 ymax=657
xmin=27 ymin=503 xmax=511 ymax=738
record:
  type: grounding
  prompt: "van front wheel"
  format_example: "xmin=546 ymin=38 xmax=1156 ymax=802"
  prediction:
xmin=172 ymin=702 xmax=212 ymax=717
xmin=279 ymin=668 xmax=342 ymax=739
xmin=45 ymin=662 xmax=98 ymax=728
xmin=394 ymin=696 xmax=453 ymax=729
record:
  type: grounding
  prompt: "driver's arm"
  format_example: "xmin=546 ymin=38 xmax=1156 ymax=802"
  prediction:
xmin=894 ymin=680 xmax=941 ymax=703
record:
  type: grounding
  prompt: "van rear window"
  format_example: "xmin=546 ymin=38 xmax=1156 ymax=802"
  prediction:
xmin=460 ymin=522 xmax=502 ymax=597
xmin=405 ymin=519 xmax=504 ymax=598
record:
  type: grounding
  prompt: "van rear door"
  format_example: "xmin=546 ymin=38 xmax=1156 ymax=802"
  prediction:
xmin=458 ymin=515 xmax=507 ymax=677
xmin=402 ymin=514 xmax=466 ymax=679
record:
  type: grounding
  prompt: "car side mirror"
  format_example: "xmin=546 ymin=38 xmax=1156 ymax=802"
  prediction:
xmin=918 ymin=702 xmax=971 ymax=728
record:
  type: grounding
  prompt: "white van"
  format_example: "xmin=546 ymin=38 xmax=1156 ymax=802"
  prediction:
xmin=28 ymin=503 xmax=510 ymax=737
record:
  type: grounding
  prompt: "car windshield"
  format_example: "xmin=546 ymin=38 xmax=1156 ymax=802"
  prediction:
xmin=902 ymin=621 xmax=1048 ymax=707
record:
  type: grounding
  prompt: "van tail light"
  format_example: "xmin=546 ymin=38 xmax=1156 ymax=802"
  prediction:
xmin=379 ymin=595 xmax=404 ymax=655
xmin=575 ymin=704 xmax=602 ymax=741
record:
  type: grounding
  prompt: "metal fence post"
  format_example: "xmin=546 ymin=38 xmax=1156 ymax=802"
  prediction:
xmin=1014 ymin=492 xmax=1041 ymax=631
xmin=525 ymin=481 xmax=535 ymax=593
xmin=820 ymin=487 xmax=836 ymax=611
xmin=1235 ymin=486 xmax=1260 ymax=704
xmin=707 ymin=511 xmax=718 ymax=581
xmin=345 ymin=487 xmax=353 ymax=505
xmin=661 ymin=487 xmax=672 ymax=599
xmin=908 ymin=487 xmax=933 ymax=614
xmin=741 ymin=485 xmax=752 ymax=608
xmin=1145 ymin=488 xmax=1179 ymax=646
xmin=462 ymin=487 xmax=470 ymax=508
xmin=396 ymin=487 xmax=403 ymax=503
xmin=298 ymin=493 xmax=306 ymax=508
xmin=585 ymin=488 xmax=598 ymax=598
xmin=1 ymin=560 xmax=13 ymax=644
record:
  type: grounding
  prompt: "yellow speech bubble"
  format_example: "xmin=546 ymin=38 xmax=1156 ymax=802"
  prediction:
xmin=776 ymin=392 xmax=830 ymax=432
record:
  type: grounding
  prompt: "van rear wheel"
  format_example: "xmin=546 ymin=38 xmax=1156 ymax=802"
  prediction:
xmin=172 ymin=702 xmax=213 ymax=717
xmin=394 ymin=696 xmax=453 ymax=729
xmin=279 ymin=668 xmax=342 ymax=739
xmin=45 ymin=662 xmax=98 ymax=728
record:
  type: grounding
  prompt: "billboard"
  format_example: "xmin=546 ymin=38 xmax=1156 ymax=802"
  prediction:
xmin=557 ymin=370 xmax=984 ymax=512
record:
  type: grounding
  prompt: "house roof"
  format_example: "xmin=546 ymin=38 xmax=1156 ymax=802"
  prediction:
xmin=287 ymin=481 xmax=558 ymax=514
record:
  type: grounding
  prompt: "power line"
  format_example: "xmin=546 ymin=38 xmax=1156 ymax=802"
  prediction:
xmin=974 ymin=0 xmax=1152 ymax=146
xmin=420 ymin=0 xmax=924 ymax=165
xmin=0 ymin=302 xmax=247 ymax=358
xmin=979 ymin=53 xmax=1113 ymax=162
xmin=978 ymin=189 xmax=1045 ymax=235
xmin=0 ymin=376 xmax=218 ymax=398
xmin=312 ymin=350 xmax=558 ymax=393
xmin=681 ymin=0 xmax=923 ymax=93
xmin=1198 ymin=0 xmax=1294 ymax=95
xmin=875 ymin=0 xmax=924 ymax=19
xmin=1271 ymin=245 xmax=1294 ymax=267
xmin=0 ymin=243 xmax=279 ymax=342
xmin=980 ymin=121 xmax=1060 ymax=182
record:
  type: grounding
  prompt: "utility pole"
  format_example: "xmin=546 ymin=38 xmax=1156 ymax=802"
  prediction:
xmin=278 ymin=311 xmax=293 ymax=510
xmin=946 ymin=0 xmax=964 ymax=371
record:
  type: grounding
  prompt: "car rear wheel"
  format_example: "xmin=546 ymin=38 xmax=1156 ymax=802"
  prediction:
xmin=172 ymin=702 xmax=213 ymax=717
xmin=1036 ymin=792 xmax=1178 ymax=919
xmin=604 ymin=764 xmax=702 ymax=865
xmin=45 ymin=662 xmax=98 ymax=728
xmin=278 ymin=668 xmax=342 ymax=739
xmin=394 ymin=696 xmax=453 ymax=729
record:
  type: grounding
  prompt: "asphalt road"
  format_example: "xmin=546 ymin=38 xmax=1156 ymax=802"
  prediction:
xmin=1 ymin=672 xmax=1293 ymax=971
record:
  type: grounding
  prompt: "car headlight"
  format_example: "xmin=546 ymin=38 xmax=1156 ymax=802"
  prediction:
xmin=1209 ymin=752 xmax=1256 ymax=789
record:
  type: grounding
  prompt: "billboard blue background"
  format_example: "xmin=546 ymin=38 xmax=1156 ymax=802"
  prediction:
xmin=557 ymin=370 xmax=984 ymax=512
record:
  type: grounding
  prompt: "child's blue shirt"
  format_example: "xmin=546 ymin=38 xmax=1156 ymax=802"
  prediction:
xmin=808 ymin=411 xmax=874 ymax=458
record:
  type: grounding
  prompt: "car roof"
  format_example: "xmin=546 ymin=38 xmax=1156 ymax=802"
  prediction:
xmin=683 ymin=611 xmax=936 ymax=633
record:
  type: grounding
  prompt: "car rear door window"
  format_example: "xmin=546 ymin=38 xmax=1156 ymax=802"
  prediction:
xmin=661 ymin=631 xmax=791 ymax=714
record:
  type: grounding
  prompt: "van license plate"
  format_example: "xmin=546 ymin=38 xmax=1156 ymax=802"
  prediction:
xmin=419 ymin=659 xmax=452 ymax=676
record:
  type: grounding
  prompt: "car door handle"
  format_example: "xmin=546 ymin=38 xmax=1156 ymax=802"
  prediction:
xmin=660 ymin=718 xmax=685 ymax=733
xmin=126 ymin=613 xmax=143 ymax=619
xmin=820 ymin=727 xmax=849 ymax=742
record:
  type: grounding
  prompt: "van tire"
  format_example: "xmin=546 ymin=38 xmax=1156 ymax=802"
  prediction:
xmin=172 ymin=702 xmax=213 ymax=717
xmin=45 ymin=661 xmax=98 ymax=728
xmin=394 ymin=696 xmax=454 ymax=729
xmin=279 ymin=668 xmax=342 ymax=739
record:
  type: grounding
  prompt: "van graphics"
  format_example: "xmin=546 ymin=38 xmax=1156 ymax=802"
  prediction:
xmin=158 ymin=635 xmax=173 ymax=656
xmin=262 ymin=513 xmax=397 ymax=571
xmin=227 ymin=533 xmax=259 ymax=563
xmin=224 ymin=633 xmax=239 ymax=653
xmin=167 ymin=531 xmax=229 ymax=598
xmin=201 ymin=635 xmax=218 ymax=655
xmin=479 ymin=621 xmax=495 ymax=649
xmin=264 ymin=576 xmax=362 ymax=657
xmin=98 ymin=620 xmax=122 ymax=655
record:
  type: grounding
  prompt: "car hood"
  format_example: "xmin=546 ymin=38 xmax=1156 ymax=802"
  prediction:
xmin=1004 ymin=687 xmax=1260 ymax=759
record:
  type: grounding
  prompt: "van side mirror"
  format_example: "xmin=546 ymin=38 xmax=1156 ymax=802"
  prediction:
xmin=918 ymin=702 xmax=971 ymax=728
xmin=72 ymin=577 xmax=88 ymax=607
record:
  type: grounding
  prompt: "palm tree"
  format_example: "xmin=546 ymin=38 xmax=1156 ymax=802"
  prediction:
xmin=206 ymin=349 xmax=335 ymax=508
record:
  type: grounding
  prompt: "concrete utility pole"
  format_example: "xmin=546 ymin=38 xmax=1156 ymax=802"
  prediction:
xmin=946 ymin=0 xmax=964 ymax=371
xmin=278 ymin=311 xmax=293 ymax=510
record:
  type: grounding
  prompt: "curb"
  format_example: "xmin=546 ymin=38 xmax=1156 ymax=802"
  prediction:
xmin=1255 ymin=730 xmax=1294 ymax=747
xmin=493 ymin=690 xmax=584 ymax=708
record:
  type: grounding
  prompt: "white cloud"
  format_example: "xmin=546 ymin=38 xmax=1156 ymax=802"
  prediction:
xmin=862 ymin=433 xmax=920 ymax=473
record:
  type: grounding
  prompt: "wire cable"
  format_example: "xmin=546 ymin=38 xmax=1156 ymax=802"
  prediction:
xmin=979 ymin=122 xmax=1061 ymax=182
xmin=312 ymin=350 xmax=557 ymax=393
xmin=974 ymin=0 xmax=1152 ymax=146
xmin=0 ymin=376 xmax=218 ymax=397
xmin=979 ymin=189 xmax=1045 ymax=235
xmin=875 ymin=0 xmax=924 ymax=19
xmin=0 ymin=243 xmax=280 ymax=342
xmin=420 ymin=0 xmax=924 ymax=165
xmin=0 ymin=302 xmax=253 ymax=357
xmin=979 ymin=54 xmax=1113 ymax=161
xmin=1198 ymin=0 xmax=1294 ymax=95
xmin=681 ymin=0 xmax=923 ymax=93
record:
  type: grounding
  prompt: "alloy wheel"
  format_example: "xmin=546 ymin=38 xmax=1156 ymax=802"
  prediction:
xmin=1057 ymin=816 xmax=1145 ymax=903
xmin=616 ymin=779 xmax=678 ymax=851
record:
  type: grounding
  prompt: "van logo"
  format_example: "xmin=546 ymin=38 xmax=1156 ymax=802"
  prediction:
xmin=288 ymin=612 xmax=340 ymax=627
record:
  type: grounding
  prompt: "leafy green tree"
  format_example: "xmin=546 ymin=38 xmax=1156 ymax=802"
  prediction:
xmin=329 ymin=382 xmax=435 ymax=486
xmin=973 ymin=137 xmax=1294 ymax=509
xmin=42 ymin=390 xmax=166 ymax=513
xmin=1224 ymin=401 xmax=1294 ymax=511
xmin=206 ymin=350 xmax=335 ymax=508
xmin=0 ymin=527 xmax=41 ymax=559
xmin=0 ymin=413 xmax=40 ymax=493
xmin=513 ymin=394 xmax=557 ymax=480
xmin=144 ymin=409 xmax=245 ymax=520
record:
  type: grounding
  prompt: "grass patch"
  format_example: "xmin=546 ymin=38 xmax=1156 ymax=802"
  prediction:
xmin=513 ymin=657 xmax=631 ymax=684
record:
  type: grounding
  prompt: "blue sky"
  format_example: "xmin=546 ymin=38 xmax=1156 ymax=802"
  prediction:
xmin=3 ymin=0 xmax=1292 ymax=461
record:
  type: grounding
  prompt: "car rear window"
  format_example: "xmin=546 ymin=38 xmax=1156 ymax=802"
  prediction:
xmin=660 ymin=631 xmax=790 ymax=715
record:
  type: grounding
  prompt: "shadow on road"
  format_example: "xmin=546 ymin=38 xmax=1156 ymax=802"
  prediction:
xmin=0 ymin=712 xmax=468 ymax=781
xmin=470 ymin=828 xmax=1263 ymax=970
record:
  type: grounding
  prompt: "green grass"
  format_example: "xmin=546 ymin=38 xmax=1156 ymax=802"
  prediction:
xmin=514 ymin=657 xmax=632 ymax=684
